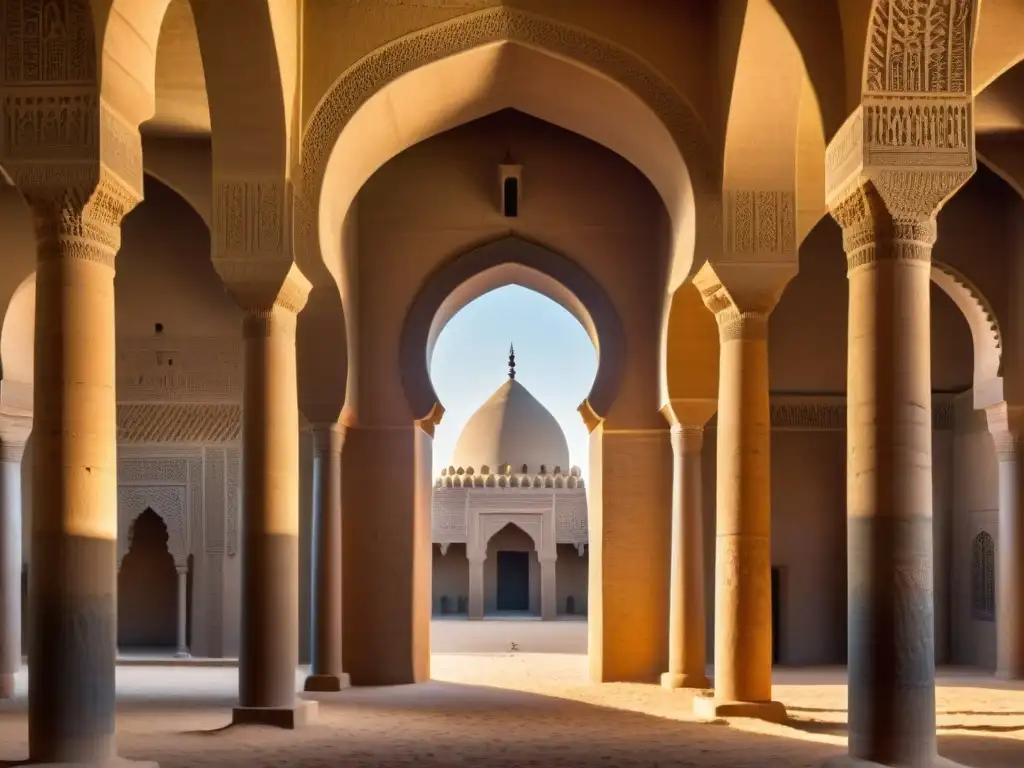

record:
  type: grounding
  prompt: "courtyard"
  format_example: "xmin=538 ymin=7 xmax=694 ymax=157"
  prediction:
xmin=0 ymin=653 xmax=1019 ymax=767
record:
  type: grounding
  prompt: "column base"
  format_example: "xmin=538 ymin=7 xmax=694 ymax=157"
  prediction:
xmin=822 ymin=755 xmax=968 ymax=768
xmin=660 ymin=671 xmax=710 ymax=691
xmin=303 ymin=673 xmax=350 ymax=692
xmin=692 ymin=695 xmax=787 ymax=723
xmin=231 ymin=700 xmax=318 ymax=729
xmin=23 ymin=760 xmax=159 ymax=767
xmin=174 ymin=651 xmax=190 ymax=659
xmin=0 ymin=672 xmax=14 ymax=698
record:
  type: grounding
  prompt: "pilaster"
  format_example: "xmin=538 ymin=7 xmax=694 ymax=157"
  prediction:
xmin=690 ymin=267 xmax=786 ymax=723
xmin=660 ymin=399 xmax=714 ymax=692
xmin=985 ymin=403 xmax=1024 ymax=679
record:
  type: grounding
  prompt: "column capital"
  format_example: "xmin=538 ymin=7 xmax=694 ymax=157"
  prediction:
xmin=0 ymin=411 xmax=32 ymax=463
xmin=825 ymin=94 xmax=976 ymax=264
xmin=669 ymin=424 xmax=704 ymax=456
xmin=691 ymin=262 xmax=782 ymax=342
xmin=217 ymin=259 xmax=312 ymax=331
xmin=986 ymin=402 xmax=1024 ymax=460
xmin=310 ymin=422 xmax=346 ymax=456
xmin=25 ymin=170 xmax=142 ymax=269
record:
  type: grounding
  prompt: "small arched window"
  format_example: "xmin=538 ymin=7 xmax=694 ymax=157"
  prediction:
xmin=972 ymin=531 xmax=996 ymax=622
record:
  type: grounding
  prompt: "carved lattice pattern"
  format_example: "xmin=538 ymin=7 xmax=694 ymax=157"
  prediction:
xmin=971 ymin=531 xmax=995 ymax=622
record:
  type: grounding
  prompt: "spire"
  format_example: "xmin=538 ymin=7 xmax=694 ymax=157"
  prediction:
xmin=508 ymin=343 xmax=516 ymax=380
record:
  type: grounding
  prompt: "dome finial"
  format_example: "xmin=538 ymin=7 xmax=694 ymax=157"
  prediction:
xmin=508 ymin=343 xmax=516 ymax=380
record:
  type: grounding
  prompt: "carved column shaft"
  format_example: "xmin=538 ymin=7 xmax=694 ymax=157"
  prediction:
xmin=175 ymin=566 xmax=189 ymax=658
xmin=27 ymin=183 xmax=135 ymax=764
xmin=305 ymin=423 xmax=349 ymax=691
xmin=539 ymin=556 xmax=557 ymax=621
xmin=838 ymin=192 xmax=939 ymax=766
xmin=711 ymin=312 xmax=776 ymax=708
xmin=468 ymin=555 xmax=485 ymax=620
xmin=236 ymin=305 xmax=306 ymax=722
xmin=987 ymin=408 xmax=1024 ymax=679
xmin=662 ymin=423 xmax=708 ymax=690
xmin=0 ymin=419 xmax=29 ymax=700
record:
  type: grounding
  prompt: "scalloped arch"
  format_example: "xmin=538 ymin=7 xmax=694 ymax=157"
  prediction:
xmin=931 ymin=260 xmax=1002 ymax=386
xmin=399 ymin=236 xmax=625 ymax=425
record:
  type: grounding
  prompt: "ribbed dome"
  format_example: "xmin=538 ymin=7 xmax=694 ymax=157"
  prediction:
xmin=452 ymin=377 xmax=570 ymax=474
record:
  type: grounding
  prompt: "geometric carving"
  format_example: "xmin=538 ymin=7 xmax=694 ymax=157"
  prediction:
xmin=226 ymin=447 xmax=240 ymax=556
xmin=2 ymin=0 xmax=96 ymax=85
xmin=866 ymin=0 xmax=972 ymax=94
xmin=203 ymin=448 xmax=225 ymax=555
xmin=971 ymin=530 xmax=995 ymax=622
xmin=724 ymin=191 xmax=795 ymax=254
xmin=117 ymin=403 xmax=242 ymax=444
xmin=704 ymin=395 xmax=956 ymax=431
xmin=118 ymin=458 xmax=188 ymax=484
xmin=187 ymin=457 xmax=202 ymax=556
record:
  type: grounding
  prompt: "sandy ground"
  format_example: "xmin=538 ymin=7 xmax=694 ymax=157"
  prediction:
xmin=0 ymin=656 xmax=1021 ymax=767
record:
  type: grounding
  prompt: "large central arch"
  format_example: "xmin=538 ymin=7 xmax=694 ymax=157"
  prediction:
xmin=298 ymin=7 xmax=717 ymax=417
xmin=400 ymin=236 xmax=625 ymax=425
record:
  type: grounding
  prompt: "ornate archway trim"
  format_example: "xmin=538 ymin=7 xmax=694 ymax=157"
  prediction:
xmin=930 ymin=260 xmax=1002 ymax=387
xmin=399 ymin=236 xmax=626 ymax=425
xmin=300 ymin=7 xmax=714 ymax=197
xmin=297 ymin=6 xmax=716 ymax=303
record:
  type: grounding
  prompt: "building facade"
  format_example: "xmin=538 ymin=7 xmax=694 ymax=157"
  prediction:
xmin=430 ymin=357 xmax=589 ymax=620
xmin=0 ymin=1 xmax=1022 ymax=766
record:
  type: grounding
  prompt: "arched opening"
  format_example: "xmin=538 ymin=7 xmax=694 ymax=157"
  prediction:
xmin=485 ymin=523 xmax=539 ymax=616
xmin=118 ymin=509 xmax=178 ymax=651
xmin=417 ymin=243 xmax=600 ymax=653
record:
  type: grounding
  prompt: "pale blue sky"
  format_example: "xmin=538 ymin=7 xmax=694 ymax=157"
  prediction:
xmin=430 ymin=285 xmax=597 ymax=476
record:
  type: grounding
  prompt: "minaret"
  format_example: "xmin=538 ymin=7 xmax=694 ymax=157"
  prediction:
xmin=508 ymin=343 xmax=516 ymax=380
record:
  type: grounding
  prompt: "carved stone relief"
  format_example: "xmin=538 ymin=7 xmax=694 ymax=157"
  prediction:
xmin=213 ymin=180 xmax=285 ymax=257
xmin=118 ymin=403 xmax=241 ymax=444
xmin=724 ymin=190 xmax=795 ymax=255
xmin=116 ymin=337 xmax=242 ymax=403
xmin=866 ymin=0 xmax=972 ymax=94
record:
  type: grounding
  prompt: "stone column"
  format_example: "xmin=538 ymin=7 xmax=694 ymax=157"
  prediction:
xmin=175 ymin=566 xmax=189 ymax=658
xmin=26 ymin=182 xmax=139 ymax=764
xmin=0 ymin=414 xmax=30 ymax=699
xmin=829 ymin=182 xmax=964 ymax=767
xmin=304 ymin=423 xmax=349 ymax=692
xmin=539 ymin=555 xmax=557 ymax=620
xmin=229 ymin=271 xmax=316 ymax=729
xmin=693 ymin=307 xmax=785 ymax=722
xmin=662 ymin=421 xmax=709 ymax=691
xmin=468 ymin=555 xmax=485 ymax=620
xmin=986 ymin=405 xmax=1024 ymax=679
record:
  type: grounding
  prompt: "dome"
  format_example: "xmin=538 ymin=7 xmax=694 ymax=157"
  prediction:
xmin=451 ymin=358 xmax=570 ymax=474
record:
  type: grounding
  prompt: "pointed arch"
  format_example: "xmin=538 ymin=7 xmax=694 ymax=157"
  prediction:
xmin=299 ymin=8 xmax=717 ymax=416
xmin=930 ymin=261 xmax=1003 ymax=388
xmin=400 ymin=236 xmax=625 ymax=426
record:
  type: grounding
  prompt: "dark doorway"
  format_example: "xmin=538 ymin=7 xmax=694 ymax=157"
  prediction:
xmin=496 ymin=551 xmax=530 ymax=610
xmin=118 ymin=509 xmax=177 ymax=649
xmin=771 ymin=567 xmax=781 ymax=664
